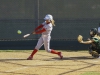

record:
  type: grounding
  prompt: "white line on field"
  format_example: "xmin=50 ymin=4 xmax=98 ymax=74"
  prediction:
xmin=6 ymin=67 xmax=28 ymax=72
xmin=93 ymin=61 xmax=99 ymax=62
xmin=5 ymin=62 xmax=49 ymax=73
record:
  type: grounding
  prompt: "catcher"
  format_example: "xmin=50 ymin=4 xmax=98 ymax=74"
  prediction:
xmin=77 ymin=28 xmax=100 ymax=58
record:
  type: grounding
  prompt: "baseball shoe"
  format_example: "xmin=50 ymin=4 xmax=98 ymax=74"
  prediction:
xmin=27 ymin=56 xmax=33 ymax=60
xmin=58 ymin=52 xmax=63 ymax=59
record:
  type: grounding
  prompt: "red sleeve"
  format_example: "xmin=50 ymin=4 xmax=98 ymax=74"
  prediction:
xmin=35 ymin=24 xmax=43 ymax=31
xmin=35 ymin=28 xmax=46 ymax=34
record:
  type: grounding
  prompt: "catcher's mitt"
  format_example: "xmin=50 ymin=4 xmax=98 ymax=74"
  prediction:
xmin=77 ymin=35 xmax=83 ymax=43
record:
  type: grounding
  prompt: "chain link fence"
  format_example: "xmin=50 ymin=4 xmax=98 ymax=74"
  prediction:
xmin=0 ymin=0 xmax=100 ymax=40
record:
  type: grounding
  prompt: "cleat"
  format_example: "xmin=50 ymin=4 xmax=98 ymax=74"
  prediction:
xmin=27 ymin=56 xmax=33 ymax=60
xmin=58 ymin=52 xmax=63 ymax=59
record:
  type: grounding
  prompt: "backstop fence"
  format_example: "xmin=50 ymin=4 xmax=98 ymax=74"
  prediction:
xmin=0 ymin=0 xmax=100 ymax=49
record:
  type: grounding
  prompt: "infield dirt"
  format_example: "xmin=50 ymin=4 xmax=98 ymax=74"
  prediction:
xmin=0 ymin=50 xmax=100 ymax=75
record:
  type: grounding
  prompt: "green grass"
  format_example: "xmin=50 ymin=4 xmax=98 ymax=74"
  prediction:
xmin=0 ymin=50 xmax=55 ymax=52
xmin=80 ymin=72 xmax=100 ymax=75
xmin=0 ymin=50 xmax=32 ymax=52
xmin=0 ymin=50 xmax=87 ymax=52
xmin=0 ymin=50 xmax=88 ymax=53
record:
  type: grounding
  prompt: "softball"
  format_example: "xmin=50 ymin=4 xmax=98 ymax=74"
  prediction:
xmin=17 ymin=30 xmax=22 ymax=34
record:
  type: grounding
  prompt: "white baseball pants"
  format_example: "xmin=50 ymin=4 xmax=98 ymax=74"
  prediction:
xmin=35 ymin=35 xmax=51 ymax=52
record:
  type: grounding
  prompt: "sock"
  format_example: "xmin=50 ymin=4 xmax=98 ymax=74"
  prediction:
xmin=30 ymin=49 xmax=38 ymax=57
xmin=51 ymin=50 xmax=59 ymax=54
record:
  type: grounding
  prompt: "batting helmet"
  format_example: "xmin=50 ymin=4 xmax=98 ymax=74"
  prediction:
xmin=44 ymin=14 xmax=53 ymax=20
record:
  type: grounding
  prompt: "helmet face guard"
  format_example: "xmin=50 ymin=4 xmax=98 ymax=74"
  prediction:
xmin=90 ymin=28 xmax=98 ymax=37
xmin=90 ymin=31 xmax=94 ymax=37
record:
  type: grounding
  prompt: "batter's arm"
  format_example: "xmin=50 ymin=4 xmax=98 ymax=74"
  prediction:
xmin=35 ymin=24 xmax=44 ymax=31
xmin=33 ymin=28 xmax=46 ymax=34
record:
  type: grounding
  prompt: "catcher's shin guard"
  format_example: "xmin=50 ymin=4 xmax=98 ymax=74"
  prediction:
xmin=91 ymin=51 xmax=99 ymax=58
xmin=88 ymin=45 xmax=93 ymax=54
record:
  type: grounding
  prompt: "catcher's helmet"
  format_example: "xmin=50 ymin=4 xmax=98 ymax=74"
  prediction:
xmin=90 ymin=28 xmax=98 ymax=37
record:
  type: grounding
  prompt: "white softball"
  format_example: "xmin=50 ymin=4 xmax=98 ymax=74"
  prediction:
xmin=17 ymin=30 xmax=22 ymax=34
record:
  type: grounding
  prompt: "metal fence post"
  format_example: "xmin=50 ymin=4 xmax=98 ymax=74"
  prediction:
xmin=34 ymin=0 xmax=40 ymax=39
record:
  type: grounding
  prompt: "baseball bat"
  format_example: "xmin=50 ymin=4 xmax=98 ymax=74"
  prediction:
xmin=23 ymin=34 xmax=31 ymax=38
xmin=23 ymin=31 xmax=35 ymax=38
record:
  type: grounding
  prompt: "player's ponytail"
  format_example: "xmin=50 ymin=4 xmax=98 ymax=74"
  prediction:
xmin=50 ymin=20 xmax=55 ymax=26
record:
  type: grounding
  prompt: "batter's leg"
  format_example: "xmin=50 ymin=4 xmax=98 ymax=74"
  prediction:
xmin=27 ymin=37 xmax=44 ymax=60
xmin=43 ymin=36 xmax=63 ymax=59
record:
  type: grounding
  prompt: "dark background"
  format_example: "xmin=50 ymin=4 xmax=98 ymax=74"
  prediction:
xmin=0 ymin=0 xmax=100 ymax=50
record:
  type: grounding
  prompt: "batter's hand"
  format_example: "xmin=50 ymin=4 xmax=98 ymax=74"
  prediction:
xmin=33 ymin=32 xmax=36 ymax=34
xmin=31 ymin=31 xmax=36 ymax=34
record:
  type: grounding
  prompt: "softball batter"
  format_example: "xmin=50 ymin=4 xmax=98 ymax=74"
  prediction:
xmin=26 ymin=14 xmax=63 ymax=60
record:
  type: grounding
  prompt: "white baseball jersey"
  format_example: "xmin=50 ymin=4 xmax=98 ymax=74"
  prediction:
xmin=42 ymin=22 xmax=53 ymax=36
xmin=35 ymin=21 xmax=53 ymax=52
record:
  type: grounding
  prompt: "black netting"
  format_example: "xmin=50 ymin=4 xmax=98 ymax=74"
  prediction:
xmin=0 ymin=0 xmax=100 ymax=40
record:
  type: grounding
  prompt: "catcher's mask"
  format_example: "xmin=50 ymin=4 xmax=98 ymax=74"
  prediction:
xmin=90 ymin=28 xmax=98 ymax=37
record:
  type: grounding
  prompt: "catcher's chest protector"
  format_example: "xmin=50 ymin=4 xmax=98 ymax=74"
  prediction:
xmin=92 ymin=37 xmax=100 ymax=49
